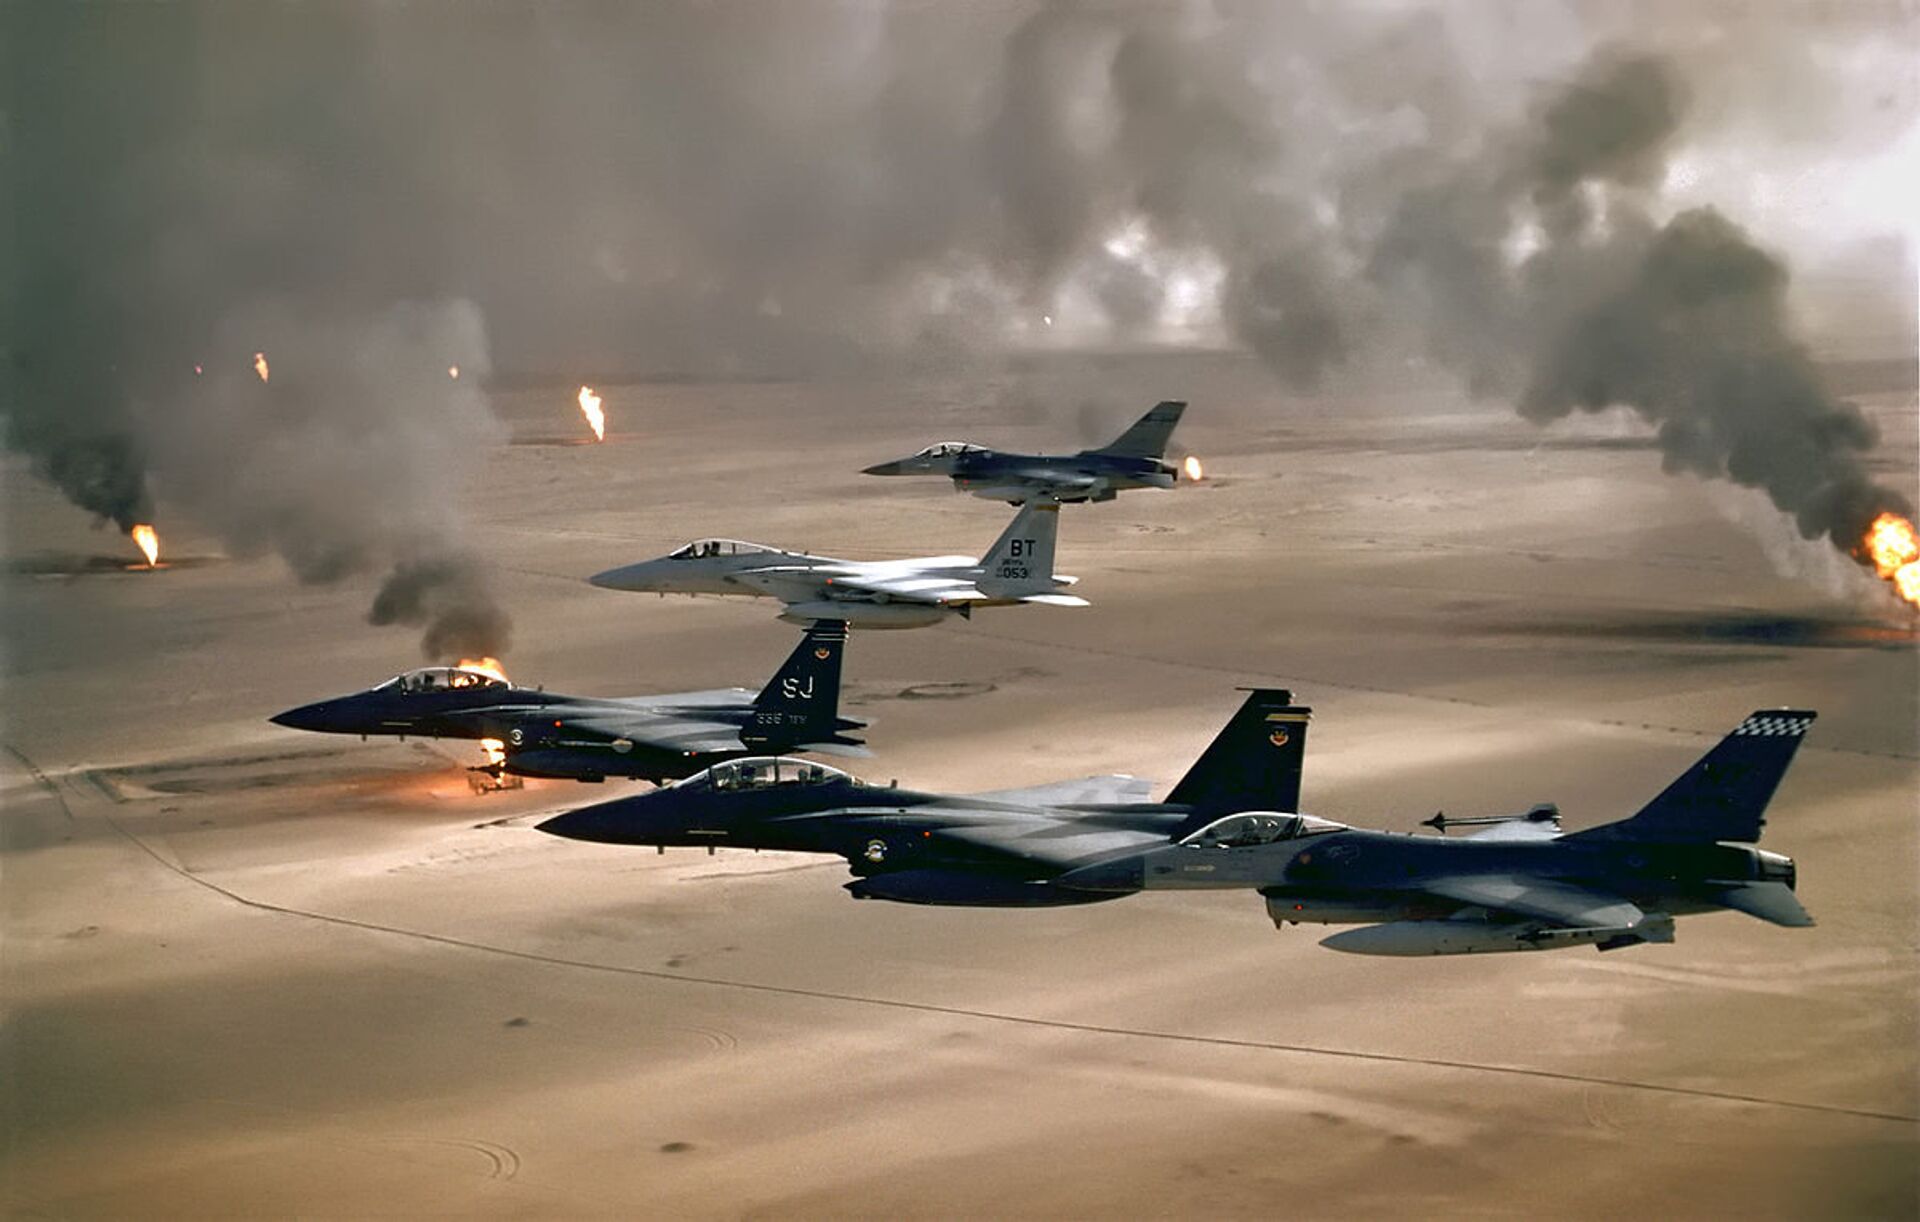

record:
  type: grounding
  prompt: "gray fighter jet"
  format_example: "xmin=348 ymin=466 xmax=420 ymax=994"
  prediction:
xmin=862 ymin=399 xmax=1190 ymax=503
xmin=587 ymin=499 xmax=1085 ymax=629
xmin=536 ymin=689 xmax=1310 ymax=903
xmin=269 ymin=621 xmax=865 ymax=783
xmin=1058 ymin=707 xmax=1819 ymax=955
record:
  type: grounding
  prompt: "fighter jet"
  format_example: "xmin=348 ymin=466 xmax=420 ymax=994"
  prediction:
xmin=269 ymin=621 xmax=865 ymax=783
xmin=862 ymin=399 xmax=1190 ymax=503
xmin=1057 ymin=708 xmax=1819 ymax=956
xmin=587 ymin=499 xmax=1085 ymax=629
xmin=535 ymin=689 xmax=1310 ymax=904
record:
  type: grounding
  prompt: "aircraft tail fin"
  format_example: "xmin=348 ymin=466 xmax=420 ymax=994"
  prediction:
xmin=744 ymin=620 xmax=864 ymax=751
xmin=978 ymin=499 xmax=1065 ymax=597
xmin=1091 ymin=400 xmax=1187 ymax=459
xmin=1168 ymin=690 xmax=1311 ymax=827
xmin=1568 ymin=710 xmax=1816 ymax=845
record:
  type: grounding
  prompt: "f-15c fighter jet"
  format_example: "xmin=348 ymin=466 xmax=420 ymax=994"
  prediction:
xmin=270 ymin=621 xmax=865 ymax=783
xmin=862 ymin=399 xmax=1189 ymax=503
xmin=587 ymin=500 xmax=1085 ymax=629
xmin=536 ymin=689 xmax=1310 ymax=904
xmin=1057 ymin=708 xmax=1818 ymax=956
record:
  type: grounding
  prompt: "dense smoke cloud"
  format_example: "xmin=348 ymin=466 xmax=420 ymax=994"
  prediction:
xmin=3 ymin=2 xmax=1913 ymax=616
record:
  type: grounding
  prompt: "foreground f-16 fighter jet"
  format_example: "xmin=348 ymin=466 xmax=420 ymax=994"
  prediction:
xmin=270 ymin=621 xmax=865 ymax=783
xmin=1058 ymin=709 xmax=1819 ymax=956
xmin=862 ymin=399 xmax=1190 ymax=503
xmin=536 ymin=689 xmax=1311 ymax=904
xmin=588 ymin=499 xmax=1085 ymax=629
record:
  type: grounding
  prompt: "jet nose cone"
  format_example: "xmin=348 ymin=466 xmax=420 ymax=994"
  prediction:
xmin=589 ymin=561 xmax=662 ymax=592
xmin=861 ymin=459 xmax=907 ymax=476
xmin=270 ymin=700 xmax=334 ymax=732
xmin=536 ymin=805 xmax=629 ymax=844
xmin=535 ymin=810 xmax=587 ymax=839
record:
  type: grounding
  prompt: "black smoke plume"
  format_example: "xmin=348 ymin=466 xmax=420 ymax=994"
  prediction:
xmin=4 ymin=5 xmax=1911 ymax=607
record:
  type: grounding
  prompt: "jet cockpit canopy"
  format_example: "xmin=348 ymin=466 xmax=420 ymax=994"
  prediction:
xmin=915 ymin=442 xmax=990 ymax=459
xmin=673 ymin=756 xmax=855 ymax=792
xmin=1180 ymin=811 xmax=1344 ymax=848
xmin=668 ymin=538 xmax=778 ymax=560
xmin=377 ymin=666 xmax=511 ymax=694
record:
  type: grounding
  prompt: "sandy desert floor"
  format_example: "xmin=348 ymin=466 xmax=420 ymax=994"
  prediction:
xmin=3 ymin=350 xmax=1916 ymax=1218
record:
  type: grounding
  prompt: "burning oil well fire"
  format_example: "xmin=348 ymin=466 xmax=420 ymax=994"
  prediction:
xmin=130 ymin=523 xmax=160 ymax=568
xmin=1861 ymin=514 xmax=1920 ymax=608
xmin=576 ymin=385 xmax=606 ymax=442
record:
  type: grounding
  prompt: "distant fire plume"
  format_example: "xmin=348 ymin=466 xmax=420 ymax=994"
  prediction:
xmin=130 ymin=523 xmax=160 ymax=567
xmin=1861 ymin=513 xmax=1920 ymax=608
xmin=1183 ymin=455 xmax=1204 ymax=482
xmin=455 ymin=656 xmax=510 ymax=683
xmin=577 ymin=385 xmax=605 ymax=441
xmin=253 ymin=351 xmax=270 ymax=383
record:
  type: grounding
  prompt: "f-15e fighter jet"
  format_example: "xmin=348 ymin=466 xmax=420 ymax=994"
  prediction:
xmin=536 ymin=688 xmax=1309 ymax=903
xmin=270 ymin=621 xmax=864 ymax=783
xmin=588 ymin=500 xmax=1085 ymax=629
xmin=862 ymin=399 xmax=1189 ymax=503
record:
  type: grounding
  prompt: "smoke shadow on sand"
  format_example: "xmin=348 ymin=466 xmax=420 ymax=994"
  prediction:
xmin=1487 ymin=610 xmax=1917 ymax=651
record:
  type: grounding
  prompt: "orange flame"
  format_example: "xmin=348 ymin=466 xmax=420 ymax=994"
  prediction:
xmin=448 ymin=364 xmax=461 ymax=380
xmin=455 ymin=656 xmax=510 ymax=683
xmin=1862 ymin=513 xmax=1920 ymax=608
xmin=253 ymin=351 xmax=270 ymax=383
xmin=577 ymin=385 xmax=605 ymax=441
xmin=1183 ymin=455 xmax=1204 ymax=482
xmin=479 ymin=737 xmax=508 ymax=767
xmin=130 ymin=523 xmax=160 ymax=567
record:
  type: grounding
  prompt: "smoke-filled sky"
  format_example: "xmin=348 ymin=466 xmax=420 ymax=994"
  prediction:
xmin=3 ymin=1 xmax=1916 ymax=654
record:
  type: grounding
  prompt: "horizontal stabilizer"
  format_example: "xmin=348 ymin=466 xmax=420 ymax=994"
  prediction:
xmin=1019 ymin=593 xmax=1090 ymax=606
xmin=1711 ymin=881 xmax=1815 ymax=927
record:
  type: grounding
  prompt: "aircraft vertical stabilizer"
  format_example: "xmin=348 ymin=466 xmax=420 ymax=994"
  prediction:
xmin=1169 ymin=689 xmax=1311 ymax=826
xmin=1092 ymin=400 xmax=1187 ymax=459
xmin=978 ymin=499 xmax=1066 ymax=598
xmin=745 ymin=620 xmax=863 ymax=751
xmin=1567 ymin=710 xmax=1816 ymax=845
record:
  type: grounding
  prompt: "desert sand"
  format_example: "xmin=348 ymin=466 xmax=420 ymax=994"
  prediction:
xmin=3 ymin=351 xmax=1915 ymax=1217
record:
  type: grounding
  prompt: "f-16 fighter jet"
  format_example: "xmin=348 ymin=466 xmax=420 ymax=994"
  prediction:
xmin=1057 ymin=708 xmax=1818 ymax=956
xmin=269 ymin=621 xmax=865 ymax=783
xmin=862 ymin=399 xmax=1190 ymax=503
xmin=536 ymin=689 xmax=1310 ymax=904
xmin=587 ymin=499 xmax=1085 ymax=629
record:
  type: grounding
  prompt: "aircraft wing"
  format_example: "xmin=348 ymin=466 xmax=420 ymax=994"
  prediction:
xmin=973 ymin=774 xmax=1153 ymax=807
xmin=920 ymin=808 xmax=1173 ymax=871
xmin=1463 ymin=820 xmax=1562 ymax=842
xmin=822 ymin=571 xmax=990 ymax=604
xmin=1418 ymin=874 xmax=1645 ymax=929
xmin=1002 ymin=467 xmax=1099 ymax=487
xmin=546 ymin=712 xmax=746 ymax=754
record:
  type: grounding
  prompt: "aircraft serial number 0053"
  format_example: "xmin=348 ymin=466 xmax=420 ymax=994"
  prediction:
xmin=997 ymin=537 xmax=1036 ymax=581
